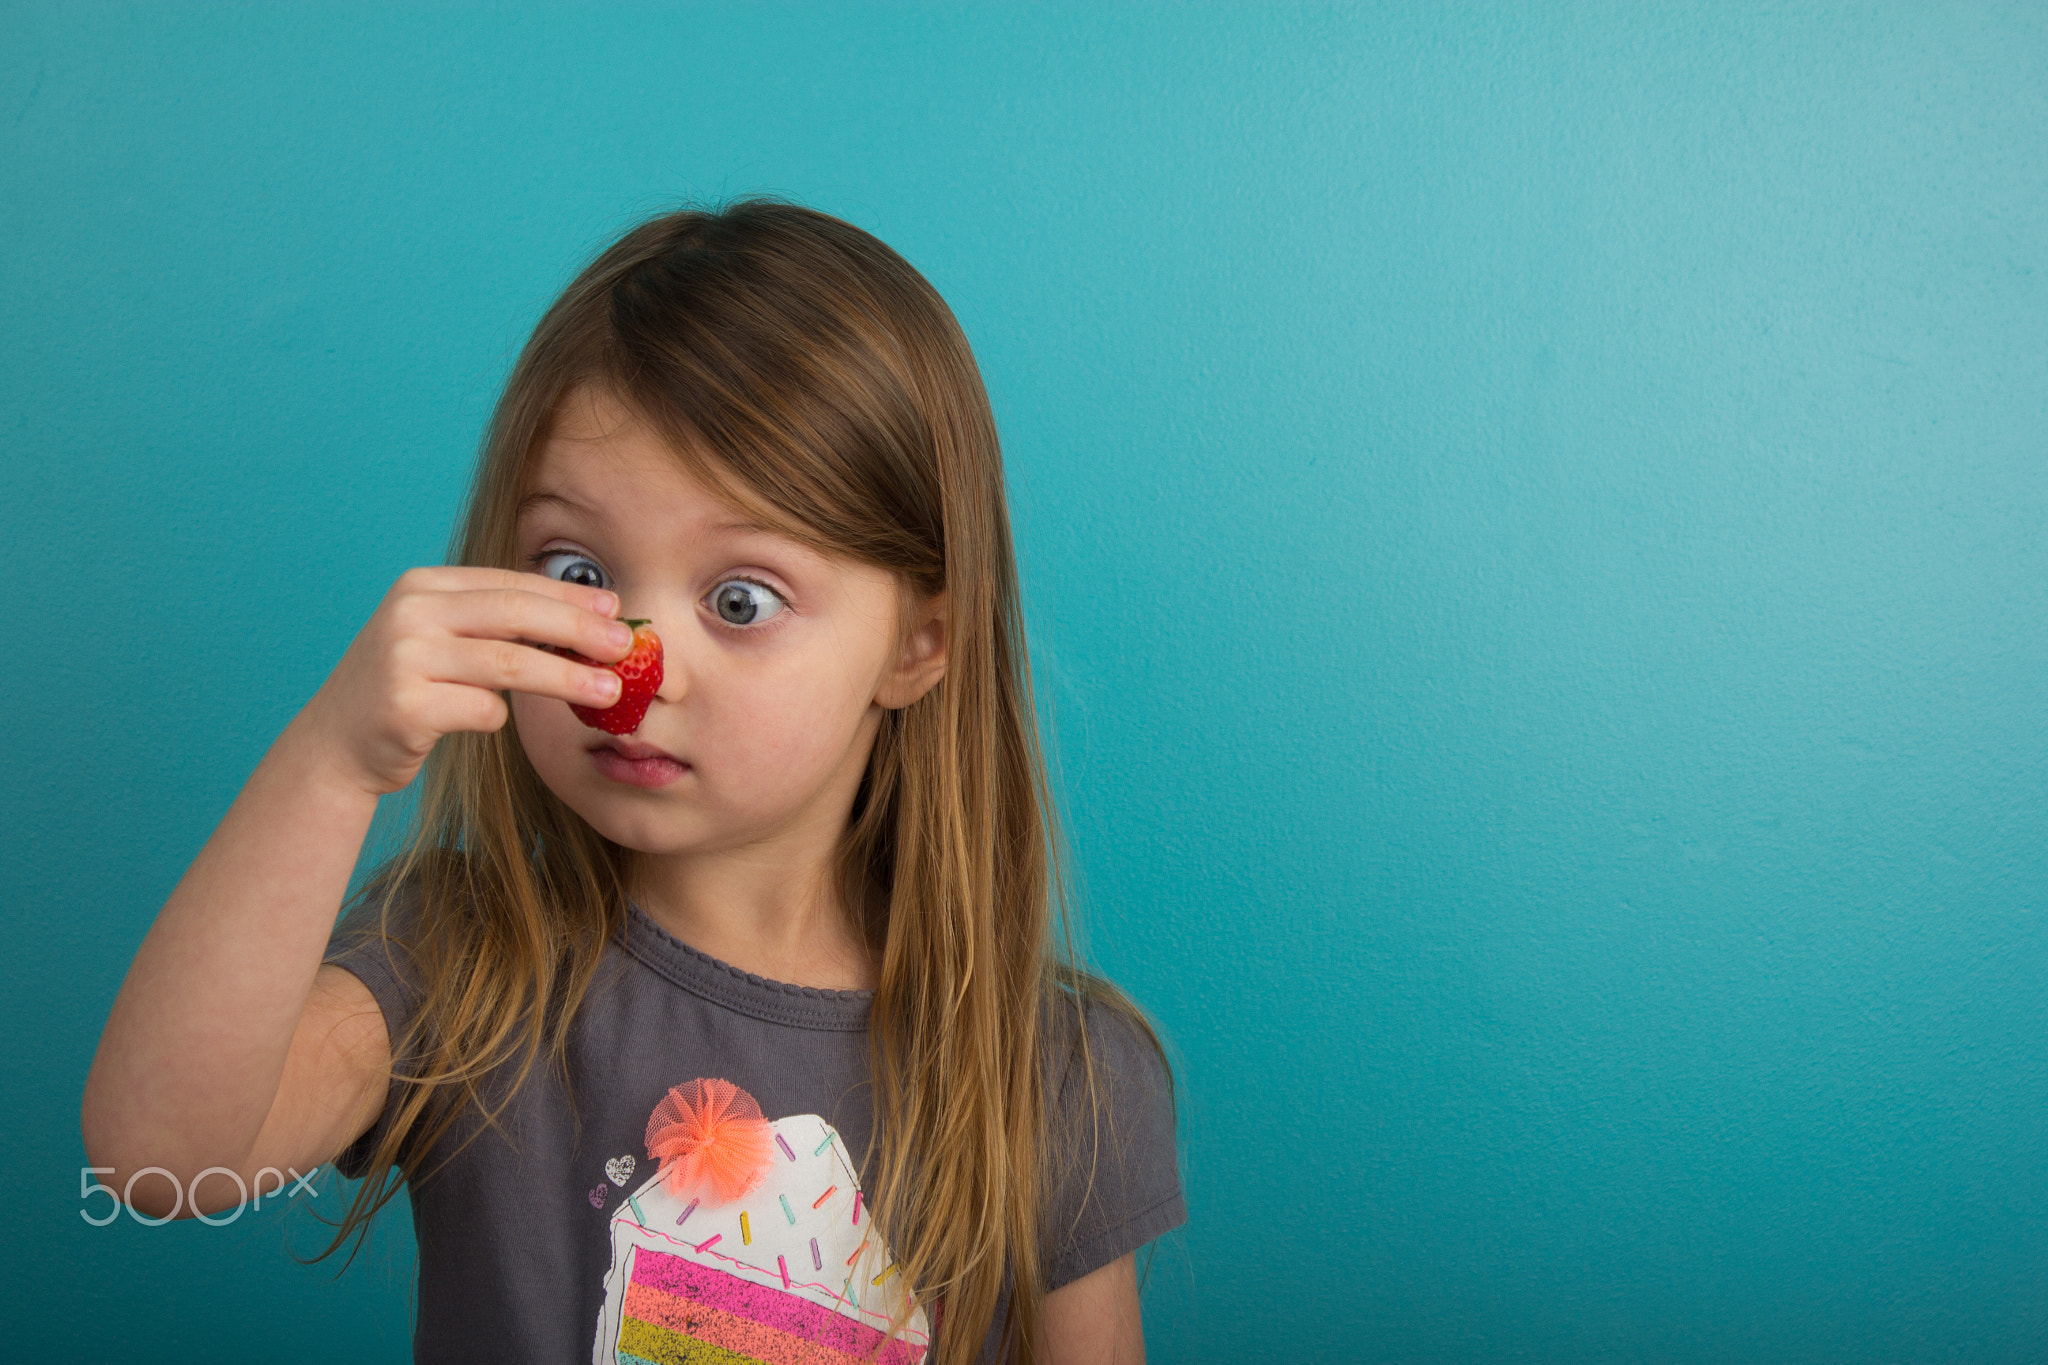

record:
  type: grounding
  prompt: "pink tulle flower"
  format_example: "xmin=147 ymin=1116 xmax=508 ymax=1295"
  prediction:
xmin=645 ymin=1078 xmax=774 ymax=1206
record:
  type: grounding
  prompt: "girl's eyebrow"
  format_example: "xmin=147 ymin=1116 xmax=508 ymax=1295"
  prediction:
xmin=519 ymin=487 xmax=802 ymax=551
xmin=712 ymin=518 xmax=784 ymax=538
xmin=516 ymin=489 xmax=599 ymax=519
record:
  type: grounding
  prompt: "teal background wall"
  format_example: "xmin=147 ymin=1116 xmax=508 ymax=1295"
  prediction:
xmin=4 ymin=2 xmax=2044 ymax=1359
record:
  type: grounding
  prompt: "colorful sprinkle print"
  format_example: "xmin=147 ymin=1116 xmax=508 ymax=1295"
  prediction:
xmin=612 ymin=1244 xmax=925 ymax=1365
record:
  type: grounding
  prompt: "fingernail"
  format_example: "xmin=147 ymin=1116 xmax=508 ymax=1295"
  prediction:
xmin=590 ymin=672 xmax=621 ymax=701
xmin=596 ymin=591 xmax=620 ymax=615
xmin=607 ymin=621 xmax=632 ymax=647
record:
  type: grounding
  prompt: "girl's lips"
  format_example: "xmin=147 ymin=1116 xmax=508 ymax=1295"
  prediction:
xmin=593 ymin=737 xmax=680 ymax=762
xmin=588 ymin=741 xmax=688 ymax=789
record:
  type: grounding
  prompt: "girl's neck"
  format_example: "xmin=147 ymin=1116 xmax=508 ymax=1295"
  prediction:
xmin=628 ymin=851 xmax=879 ymax=993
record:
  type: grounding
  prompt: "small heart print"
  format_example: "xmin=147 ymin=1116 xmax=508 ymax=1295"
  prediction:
xmin=605 ymin=1154 xmax=636 ymax=1187
xmin=587 ymin=1184 xmax=607 ymax=1209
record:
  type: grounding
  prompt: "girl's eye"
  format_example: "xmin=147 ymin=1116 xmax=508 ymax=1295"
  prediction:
xmin=709 ymin=579 xmax=785 ymax=627
xmin=535 ymin=550 xmax=611 ymax=591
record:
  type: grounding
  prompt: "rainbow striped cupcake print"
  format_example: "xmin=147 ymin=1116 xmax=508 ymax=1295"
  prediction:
xmin=592 ymin=1113 xmax=929 ymax=1365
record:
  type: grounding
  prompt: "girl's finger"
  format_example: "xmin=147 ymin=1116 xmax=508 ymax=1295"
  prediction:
xmin=395 ymin=564 xmax=620 ymax=619
xmin=433 ymin=585 xmax=635 ymax=664
xmin=411 ymin=680 xmax=514 ymax=736
xmin=412 ymin=635 xmax=623 ymax=708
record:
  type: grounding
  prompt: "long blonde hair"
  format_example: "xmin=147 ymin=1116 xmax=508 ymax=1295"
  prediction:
xmin=325 ymin=197 xmax=1165 ymax=1362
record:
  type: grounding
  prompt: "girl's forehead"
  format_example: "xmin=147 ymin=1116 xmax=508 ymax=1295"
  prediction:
xmin=522 ymin=394 xmax=791 ymax=535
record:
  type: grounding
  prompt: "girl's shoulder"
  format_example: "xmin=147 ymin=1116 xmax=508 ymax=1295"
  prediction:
xmin=329 ymin=853 xmax=459 ymax=939
xmin=1041 ymin=969 xmax=1174 ymax=1102
xmin=321 ymin=855 xmax=470 ymax=1045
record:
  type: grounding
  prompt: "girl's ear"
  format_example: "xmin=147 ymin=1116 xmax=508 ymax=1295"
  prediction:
xmin=875 ymin=591 xmax=947 ymax=710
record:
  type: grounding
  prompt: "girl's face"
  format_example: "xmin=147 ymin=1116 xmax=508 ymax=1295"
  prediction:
xmin=507 ymin=387 xmax=944 ymax=863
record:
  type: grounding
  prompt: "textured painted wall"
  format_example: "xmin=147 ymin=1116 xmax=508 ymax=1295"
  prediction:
xmin=3 ymin=3 xmax=2043 ymax=1360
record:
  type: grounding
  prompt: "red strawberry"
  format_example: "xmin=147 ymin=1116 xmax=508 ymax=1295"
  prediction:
xmin=566 ymin=619 xmax=663 ymax=735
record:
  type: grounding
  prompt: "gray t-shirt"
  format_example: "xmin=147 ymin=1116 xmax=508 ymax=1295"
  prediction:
xmin=322 ymin=879 xmax=1184 ymax=1364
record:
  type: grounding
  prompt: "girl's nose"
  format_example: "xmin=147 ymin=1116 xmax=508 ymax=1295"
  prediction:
xmin=654 ymin=652 xmax=684 ymax=702
xmin=636 ymin=610 xmax=685 ymax=703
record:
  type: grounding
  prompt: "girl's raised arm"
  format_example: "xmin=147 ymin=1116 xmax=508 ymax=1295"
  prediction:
xmin=80 ymin=566 xmax=632 ymax=1217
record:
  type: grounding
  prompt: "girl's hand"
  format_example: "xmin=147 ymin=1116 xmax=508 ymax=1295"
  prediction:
xmin=297 ymin=566 xmax=633 ymax=796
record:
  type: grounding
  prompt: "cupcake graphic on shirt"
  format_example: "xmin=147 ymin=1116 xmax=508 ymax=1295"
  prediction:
xmin=592 ymin=1080 xmax=930 ymax=1365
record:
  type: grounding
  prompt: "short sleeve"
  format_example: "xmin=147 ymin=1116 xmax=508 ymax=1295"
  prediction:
xmin=320 ymin=872 xmax=430 ymax=1182
xmin=1040 ymin=995 xmax=1187 ymax=1290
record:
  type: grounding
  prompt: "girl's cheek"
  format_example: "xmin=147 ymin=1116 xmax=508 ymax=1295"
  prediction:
xmin=508 ymin=695 xmax=578 ymax=773
xmin=507 ymin=693 xmax=545 ymax=746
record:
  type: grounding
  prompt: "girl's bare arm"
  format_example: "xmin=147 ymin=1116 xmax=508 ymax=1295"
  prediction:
xmin=81 ymin=721 xmax=388 ymax=1216
xmin=80 ymin=568 xmax=630 ymax=1216
xmin=1043 ymin=1254 xmax=1145 ymax=1365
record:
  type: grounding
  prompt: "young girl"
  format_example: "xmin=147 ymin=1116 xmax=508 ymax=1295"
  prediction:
xmin=81 ymin=199 xmax=1182 ymax=1364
